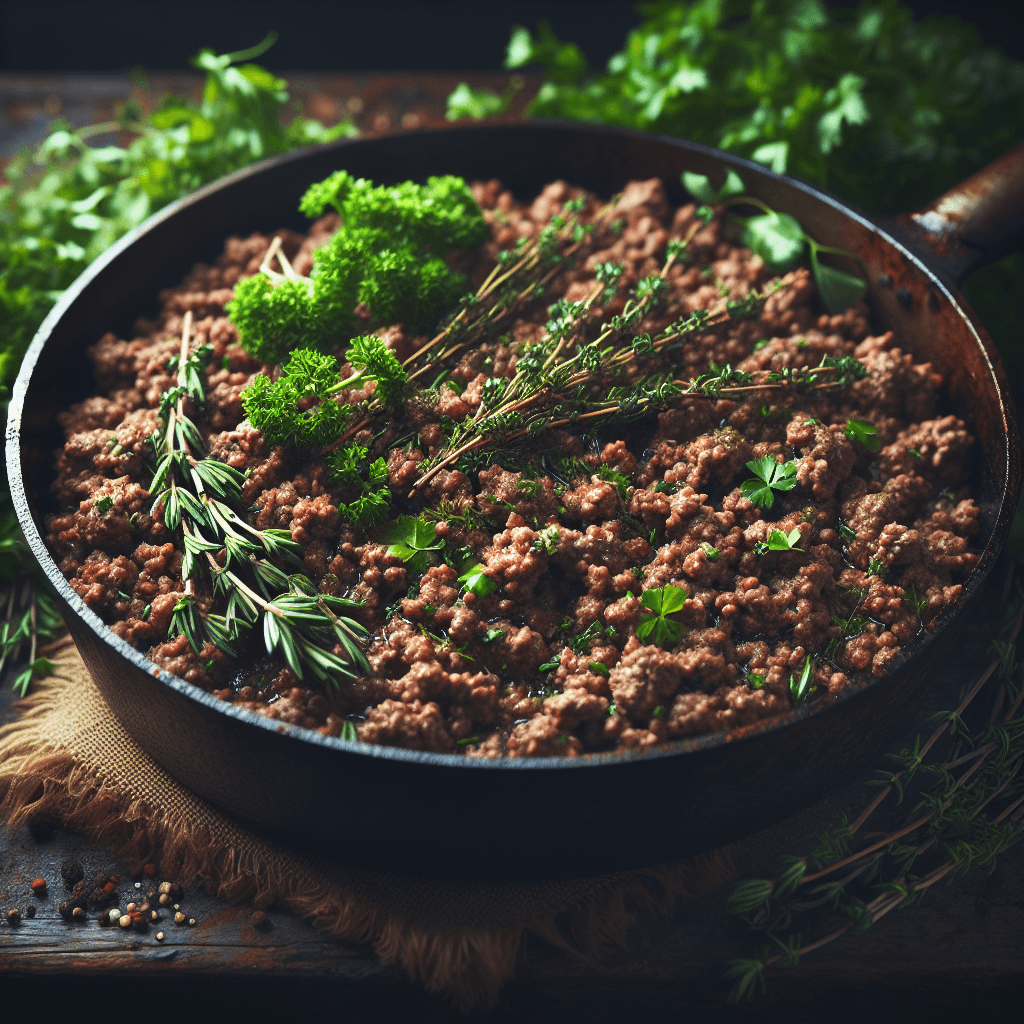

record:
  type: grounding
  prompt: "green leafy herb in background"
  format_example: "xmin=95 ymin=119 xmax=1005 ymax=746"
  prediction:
xmin=446 ymin=0 xmax=1024 ymax=378
xmin=0 ymin=35 xmax=358 ymax=691
xmin=0 ymin=32 xmax=355 ymax=389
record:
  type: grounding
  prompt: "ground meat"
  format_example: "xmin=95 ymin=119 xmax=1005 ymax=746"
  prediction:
xmin=45 ymin=174 xmax=982 ymax=759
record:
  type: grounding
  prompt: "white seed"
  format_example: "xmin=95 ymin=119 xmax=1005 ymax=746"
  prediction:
xmin=158 ymin=894 xmax=172 ymax=907
xmin=173 ymin=903 xmax=180 ymax=910
xmin=149 ymin=910 xmax=159 ymax=922
xmin=158 ymin=882 xmax=172 ymax=894
xmin=108 ymin=908 xmax=121 ymax=924
xmin=155 ymin=931 xmax=164 ymax=942
xmin=188 ymin=918 xmax=196 ymax=926
xmin=119 ymin=915 xmax=131 ymax=928
xmin=174 ymin=911 xmax=186 ymax=924
xmin=126 ymin=902 xmax=137 ymax=913
xmin=134 ymin=882 xmax=142 ymax=889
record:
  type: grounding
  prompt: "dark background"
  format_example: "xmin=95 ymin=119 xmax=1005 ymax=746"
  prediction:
xmin=0 ymin=0 xmax=1021 ymax=72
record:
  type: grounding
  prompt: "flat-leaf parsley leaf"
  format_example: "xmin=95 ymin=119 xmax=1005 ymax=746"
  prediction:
xmin=636 ymin=583 xmax=687 ymax=648
xmin=741 ymin=457 xmax=798 ymax=510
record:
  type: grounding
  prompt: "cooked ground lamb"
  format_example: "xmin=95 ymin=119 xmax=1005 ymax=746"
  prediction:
xmin=46 ymin=176 xmax=980 ymax=758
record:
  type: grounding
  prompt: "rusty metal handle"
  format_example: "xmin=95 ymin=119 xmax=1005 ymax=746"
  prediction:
xmin=893 ymin=140 xmax=1024 ymax=284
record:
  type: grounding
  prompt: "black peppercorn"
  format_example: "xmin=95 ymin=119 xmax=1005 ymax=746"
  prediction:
xmin=60 ymin=858 xmax=84 ymax=890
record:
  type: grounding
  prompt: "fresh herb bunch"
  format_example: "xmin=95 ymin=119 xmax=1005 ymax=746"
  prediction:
xmin=152 ymin=312 xmax=369 ymax=687
xmin=446 ymin=0 xmax=1024 ymax=400
xmin=0 ymin=35 xmax=356 ymax=692
xmin=0 ymin=33 xmax=354 ymax=389
xmin=227 ymin=172 xmax=488 ymax=361
xmin=447 ymin=1 xmax=1024 ymax=219
xmin=726 ymin=590 xmax=1024 ymax=1000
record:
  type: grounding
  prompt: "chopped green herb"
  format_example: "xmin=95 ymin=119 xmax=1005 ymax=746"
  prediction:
xmin=903 ymin=584 xmax=927 ymax=618
xmin=839 ymin=523 xmax=856 ymax=545
xmin=789 ymin=656 xmax=814 ymax=704
xmin=636 ymin=583 xmax=687 ymax=649
xmin=741 ymin=456 xmax=799 ymax=510
xmin=754 ymin=527 xmax=803 ymax=555
xmin=910 ymin=448 xmax=921 ymax=459
xmin=844 ymin=419 xmax=881 ymax=451
xmin=588 ymin=661 xmax=609 ymax=676
xmin=94 ymin=496 xmax=114 ymax=514
xmin=533 ymin=524 xmax=560 ymax=554
xmin=700 ymin=542 xmax=720 ymax=561
xmin=378 ymin=515 xmax=444 ymax=576
xmin=458 ymin=559 xmax=497 ymax=597
xmin=538 ymin=660 xmax=560 ymax=673
xmin=597 ymin=463 xmax=630 ymax=499
xmin=457 ymin=736 xmax=480 ymax=746
xmin=483 ymin=627 xmax=505 ymax=643
xmin=652 ymin=705 xmax=665 ymax=718
xmin=340 ymin=720 xmax=358 ymax=742
xmin=866 ymin=557 xmax=885 ymax=577
xmin=748 ymin=673 xmax=765 ymax=689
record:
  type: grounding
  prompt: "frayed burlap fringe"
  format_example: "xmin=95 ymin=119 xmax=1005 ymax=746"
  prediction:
xmin=0 ymin=638 xmax=730 ymax=1010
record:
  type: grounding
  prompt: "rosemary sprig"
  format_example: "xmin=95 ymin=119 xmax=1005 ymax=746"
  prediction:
xmin=725 ymin=573 xmax=1024 ymax=1000
xmin=151 ymin=312 xmax=368 ymax=688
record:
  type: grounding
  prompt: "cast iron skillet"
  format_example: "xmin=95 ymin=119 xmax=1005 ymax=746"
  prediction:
xmin=7 ymin=123 xmax=1023 ymax=879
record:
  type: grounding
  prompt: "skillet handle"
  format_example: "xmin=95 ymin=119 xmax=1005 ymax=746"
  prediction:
xmin=894 ymin=140 xmax=1024 ymax=285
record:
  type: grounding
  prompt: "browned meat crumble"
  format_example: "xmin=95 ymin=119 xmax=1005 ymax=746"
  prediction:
xmin=46 ymin=177 xmax=980 ymax=758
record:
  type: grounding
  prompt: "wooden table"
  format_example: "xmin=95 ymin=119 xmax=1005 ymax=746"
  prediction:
xmin=1 ymin=71 xmax=1022 ymax=1021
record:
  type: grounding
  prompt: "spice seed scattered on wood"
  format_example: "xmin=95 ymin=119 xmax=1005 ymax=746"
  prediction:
xmin=149 ymin=910 xmax=160 ymax=922
xmin=173 ymin=912 xmax=186 ymax=925
xmin=71 ymin=907 xmax=85 ymax=921
xmin=7 ymin=909 xmax=22 ymax=925
xmin=119 ymin=915 xmax=131 ymax=928
xmin=57 ymin=900 xmax=74 ymax=920
xmin=157 ymin=882 xmax=171 ymax=895
xmin=158 ymin=893 xmax=172 ymax=907
xmin=250 ymin=910 xmax=267 ymax=928
xmin=126 ymin=902 xmax=137 ymax=913
xmin=155 ymin=931 xmax=164 ymax=942
xmin=188 ymin=918 xmax=196 ymax=926
xmin=60 ymin=859 xmax=83 ymax=889
xmin=108 ymin=909 xmax=121 ymax=924
xmin=25 ymin=906 xmax=35 ymax=919
xmin=30 ymin=878 xmax=47 ymax=895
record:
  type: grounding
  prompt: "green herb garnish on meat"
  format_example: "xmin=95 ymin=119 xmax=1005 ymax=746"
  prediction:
xmin=741 ymin=457 xmax=799 ymax=510
xmin=844 ymin=418 xmax=881 ymax=451
xmin=789 ymin=655 xmax=815 ymax=704
xmin=636 ymin=584 xmax=688 ymax=648
xmin=754 ymin=527 xmax=803 ymax=555
xmin=153 ymin=313 xmax=369 ymax=688
xmin=227 ymin=173 xmax=488 ymax=361
xmin=378 ymin=515 xmax=444 ymax=576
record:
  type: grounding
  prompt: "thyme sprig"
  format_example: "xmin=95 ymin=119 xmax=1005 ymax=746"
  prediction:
xmin=725 ymin=578 xmax=1024 ymax=1000
xmin=152 ymin=312 xmax=368 ymax=688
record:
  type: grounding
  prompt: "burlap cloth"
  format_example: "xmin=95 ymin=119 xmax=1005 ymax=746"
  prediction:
xmin=0 ymin=636 xmax=730 ymax=1010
